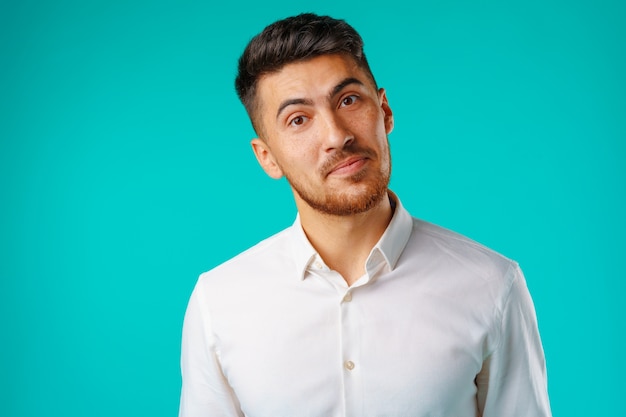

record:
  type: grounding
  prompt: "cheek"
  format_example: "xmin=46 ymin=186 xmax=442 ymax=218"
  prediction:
xmin=276 ymin=142 xmax=318 ymax=173
xmin=353 ymin=106 xmax=386 ymax=135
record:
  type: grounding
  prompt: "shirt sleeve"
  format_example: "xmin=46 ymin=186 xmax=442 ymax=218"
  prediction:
xmin=179 ymin=282 xmax=244 ymax=417
xmin=475 ymin=264 xmax=552 ymax=416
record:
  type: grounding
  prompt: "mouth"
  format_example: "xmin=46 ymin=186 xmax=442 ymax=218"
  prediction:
xmin=326 ymin=156 xmax=369 ymax=177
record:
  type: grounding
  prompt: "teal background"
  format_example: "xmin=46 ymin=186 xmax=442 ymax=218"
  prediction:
xmin=1 ymin=0 xmax=624 ymax=415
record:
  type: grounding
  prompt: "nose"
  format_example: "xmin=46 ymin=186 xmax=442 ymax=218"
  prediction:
xmin=321 ymin=111 xmax=354 ymax=151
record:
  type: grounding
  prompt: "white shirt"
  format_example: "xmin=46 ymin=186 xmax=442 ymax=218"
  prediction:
xmin=179 ymin=195 xmax=551 ymax=417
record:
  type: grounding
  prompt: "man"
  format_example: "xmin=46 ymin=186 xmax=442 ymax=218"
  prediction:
xmin=179 ymin=13 xmax=551 ymax=417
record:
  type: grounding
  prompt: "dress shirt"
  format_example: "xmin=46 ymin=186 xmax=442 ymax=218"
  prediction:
xmin=179 ymin=194 xmax=551 ymax=417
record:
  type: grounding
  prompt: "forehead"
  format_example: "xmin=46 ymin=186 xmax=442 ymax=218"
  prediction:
xmin=256 ymin=54 xmax=375 ymax=113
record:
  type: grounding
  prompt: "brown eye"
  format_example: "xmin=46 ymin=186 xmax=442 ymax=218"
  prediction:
xmin=289 ymin=115 xmax=308 ymax=127
xmin=341 ymin=95 xmax=358 ymax=107
xmin=291 ymin=116 xmax=304 ymax=126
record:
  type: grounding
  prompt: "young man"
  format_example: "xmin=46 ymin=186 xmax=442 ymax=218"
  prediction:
xmin=179 ymin=13 xmax=551 ymax=417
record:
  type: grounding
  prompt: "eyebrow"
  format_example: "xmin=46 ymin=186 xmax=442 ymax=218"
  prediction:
xmin=276 ymin=98 xmax=313 ymax=120
xmin=275 ymin=77 xmax=366 ymax=120
xmin=329 ymin=77 xmax=364 ymax=99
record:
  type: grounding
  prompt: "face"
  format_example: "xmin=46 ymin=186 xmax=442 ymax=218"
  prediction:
xmin=251 ymin=54 xmax=394 ymax=216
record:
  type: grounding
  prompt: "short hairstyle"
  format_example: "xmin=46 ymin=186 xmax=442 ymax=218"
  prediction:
xmin=235 ymin=13 xmax=377 ymax=134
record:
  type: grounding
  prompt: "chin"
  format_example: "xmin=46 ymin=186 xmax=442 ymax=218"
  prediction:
xmin=307 ymin=183 xmax=388 ymax=216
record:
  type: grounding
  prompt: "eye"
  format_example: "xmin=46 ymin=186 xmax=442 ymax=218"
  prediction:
xmin=288 ymin=115 xmax=308 ymax=127
xmin=340 ymin=95 xmax=359 ymax=108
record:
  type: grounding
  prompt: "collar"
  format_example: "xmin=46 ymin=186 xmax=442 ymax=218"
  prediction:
xmin=289 ymin=191 xmax=414 ymax=281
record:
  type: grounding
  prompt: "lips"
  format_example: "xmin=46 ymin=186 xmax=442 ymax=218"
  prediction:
xmin=326 ymin=155 xmax=368 ymax=176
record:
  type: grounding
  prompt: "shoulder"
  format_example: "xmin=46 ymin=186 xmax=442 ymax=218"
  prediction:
xmin=406 ymin=218 xmax=520 ymax=287
xmin=401 ymin=218 xmax=526 ymax=346
xmin=194 ymin=225 xmax=295 ymax=291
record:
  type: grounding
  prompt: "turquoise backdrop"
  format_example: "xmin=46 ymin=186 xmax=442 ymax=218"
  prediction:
xmin=1 ymin=0 xmax=624 ymax=415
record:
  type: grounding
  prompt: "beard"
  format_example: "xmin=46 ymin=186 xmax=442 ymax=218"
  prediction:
xmin=284 ymin=144 xmax=391 ymax=216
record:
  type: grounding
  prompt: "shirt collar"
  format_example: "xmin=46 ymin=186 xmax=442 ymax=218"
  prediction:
xmin=290 ymin=216 xmax=319 ymax=281
xmin=289 ymin=191 xmax=414 ymax=281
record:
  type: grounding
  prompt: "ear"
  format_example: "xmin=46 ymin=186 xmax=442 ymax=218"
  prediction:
xmin=378 ymin=88 xmax=394 ymax=134
xmin=251 ymin=138 xmax=284 ymax=179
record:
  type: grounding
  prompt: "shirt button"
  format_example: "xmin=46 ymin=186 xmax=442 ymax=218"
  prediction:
xmin=343 ymin=293 xmax=352 ymax=302
xmin=344 ymin=360 xmax=355 ymax=371
xmin=314 ymin=261 xmax=323 ymax=269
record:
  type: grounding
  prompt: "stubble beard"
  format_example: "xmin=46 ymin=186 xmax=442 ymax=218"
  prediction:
xmin=285 ymin=146 xmax=391 ymax=217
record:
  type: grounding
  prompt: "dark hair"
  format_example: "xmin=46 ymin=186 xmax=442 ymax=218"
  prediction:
xmin=235 ymin=13 xmax=377 ymax=133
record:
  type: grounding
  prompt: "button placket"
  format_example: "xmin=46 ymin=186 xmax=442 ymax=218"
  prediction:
xmin=340 ymin=287 xmax=362 ymax=417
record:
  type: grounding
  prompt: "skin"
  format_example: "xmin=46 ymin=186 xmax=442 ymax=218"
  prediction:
xmin=251 ymin=54 xmax=395 ymax=285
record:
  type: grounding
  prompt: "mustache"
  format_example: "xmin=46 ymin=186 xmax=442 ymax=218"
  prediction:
xmin=320 ymin=145 xmax=377 ymax=177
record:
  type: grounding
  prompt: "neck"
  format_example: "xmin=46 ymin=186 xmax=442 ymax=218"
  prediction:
xmin=296 ymin=191 xmax=393 ymax=286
